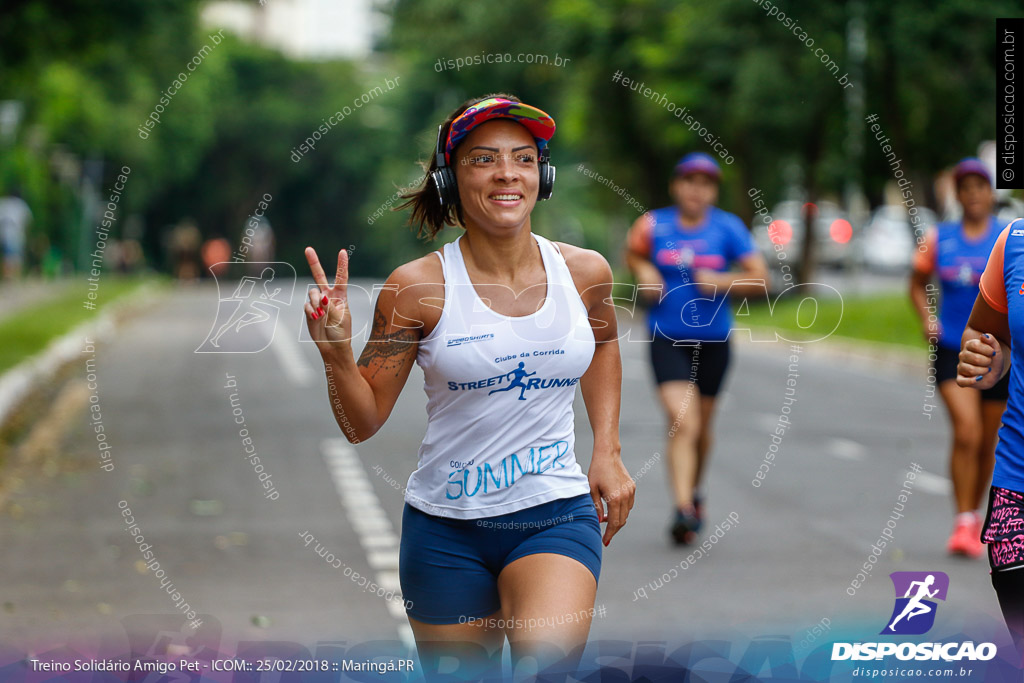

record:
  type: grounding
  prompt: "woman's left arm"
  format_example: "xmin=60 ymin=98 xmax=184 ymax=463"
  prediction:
xmin=958 ymin=295 xmax=1012 ymax=388
xmin=566 ymin=245 xmax=635 ymax=547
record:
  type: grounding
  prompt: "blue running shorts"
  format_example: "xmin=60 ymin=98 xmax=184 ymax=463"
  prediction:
xmin=399 ymin=493 xmax=602 ymax=625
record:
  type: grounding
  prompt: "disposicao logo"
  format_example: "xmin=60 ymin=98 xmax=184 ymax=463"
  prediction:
xmin=881 ymin=571 xmax=948 ymax=635
xmin=831 ymin=571 xmax=997 ymax=662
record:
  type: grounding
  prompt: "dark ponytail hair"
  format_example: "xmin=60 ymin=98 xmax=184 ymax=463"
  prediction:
xmin=396 ymin=92 xmax=523 ymax=241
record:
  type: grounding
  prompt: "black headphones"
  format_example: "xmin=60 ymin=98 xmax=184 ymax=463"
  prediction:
xmin=430 ymin=123 xmax=556 ymax=207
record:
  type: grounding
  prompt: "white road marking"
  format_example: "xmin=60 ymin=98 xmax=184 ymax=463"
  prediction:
xmin=353 ymin=518 xmax=393 ymax=534
xmin=377 ymin=571 xmax=402 ymax=592
xmin=398 ymin=624 xmax=415 ymax=648
xmin=912 ymin=469 xmax=951 ymax=496
xmin=828 ymin=438 xmax=867 ymax=461
xmin=337 ymin=478 xmax=375 ymax=492
xmin=272 ymin=324 xmax=315 ymax=386
xmin=344 ymin=492 xmax=385 ymax=507
xmin=368 ymin=550 xmax=401 ymax=569
xmin=321 ymin=438 xmax=413 ymax=650
xmin=361 ymin=533 xmax=400 ymax=549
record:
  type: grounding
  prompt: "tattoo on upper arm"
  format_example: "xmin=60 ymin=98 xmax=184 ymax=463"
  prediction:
xmin=357 ymin=306 xmax=419 ymax=378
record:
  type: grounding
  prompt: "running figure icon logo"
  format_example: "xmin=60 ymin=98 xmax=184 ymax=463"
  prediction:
xmin=880 ymin=571 xmax=949 ymax=635
xmin=196 ymin=262 xmax=296 ymax=353
xmin=488 ymin=362 xmax=536 ymax=401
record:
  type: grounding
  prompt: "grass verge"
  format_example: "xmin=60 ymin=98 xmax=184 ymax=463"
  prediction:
xmin=737 ymin=291 xmax=925 ymax=349
xmin=0 ymin=276 xmax=161 ymax=374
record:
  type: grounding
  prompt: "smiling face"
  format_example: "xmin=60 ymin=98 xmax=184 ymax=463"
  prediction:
xmin=453 ymin=119 xmax=540 ymax=235
xmin=671 ymin=172 xmax=719 ymax=222
xmin=956 ymin=174 xmax=993 ymax=223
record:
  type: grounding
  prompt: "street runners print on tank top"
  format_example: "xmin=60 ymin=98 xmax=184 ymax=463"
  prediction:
xmin=405 ymin=233 xmax=595 ymax=519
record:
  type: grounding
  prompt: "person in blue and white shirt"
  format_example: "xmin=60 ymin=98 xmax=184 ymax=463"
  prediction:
xmin=625 ymin=152 xmax=767 ymax=546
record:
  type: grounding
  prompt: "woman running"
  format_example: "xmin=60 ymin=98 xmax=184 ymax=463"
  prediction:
xmin=303 ymin=94 xmax=634 ymax=679
xmin=955 ymin=215 xmax=1024 ymax=664
xmin=624 ymin=152 xmax=767 ymax=545
xmin=911 ymin=158 xmax=1008 ymax=557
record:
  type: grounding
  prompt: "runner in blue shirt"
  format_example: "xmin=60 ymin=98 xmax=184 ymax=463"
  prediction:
xmin=911 ymin=158 xmax=1008 ymax=557
xmin=625 ymin=152 xmax=767 ymax=544
xmin=957 ymin=215 xmax=1024 ymax=666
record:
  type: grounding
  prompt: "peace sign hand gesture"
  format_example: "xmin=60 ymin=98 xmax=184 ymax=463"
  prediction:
xmin=304 ymin=246 xmax=354 ymax=356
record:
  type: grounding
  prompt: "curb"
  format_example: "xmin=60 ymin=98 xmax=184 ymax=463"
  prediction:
xmin=618 ymin=316 xmax=929 ymax=379
xmin=735 ymin=331 xmax=929 ymax=379
xmin=0 ymin=283 xmax=165 ymax=428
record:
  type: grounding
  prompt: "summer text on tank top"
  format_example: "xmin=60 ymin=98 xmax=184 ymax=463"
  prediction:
xmin=404 ymin=232 xmax=596 ymax=519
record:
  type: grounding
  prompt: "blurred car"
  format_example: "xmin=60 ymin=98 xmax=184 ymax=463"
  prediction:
xmin=751 ymin=200 xmax=855 ymax=270
xmin=852 ymin=205 xmax=938 ymax=273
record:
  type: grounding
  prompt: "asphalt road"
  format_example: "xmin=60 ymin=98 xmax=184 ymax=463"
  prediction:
xmin=0 ymin=277 xmax=1013 ymax=669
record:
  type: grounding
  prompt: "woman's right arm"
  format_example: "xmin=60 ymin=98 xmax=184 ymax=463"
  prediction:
xmin=304 ymin=247 xmax=425 ymax=442
xmin=908 ymin=227 xmax=937 ymax=341
xmin=623 ymin=214 xmax=663 ymax=303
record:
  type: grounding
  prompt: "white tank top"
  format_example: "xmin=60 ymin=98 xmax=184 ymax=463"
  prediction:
xmin=404 ymin=232 xmax=595 ymax=519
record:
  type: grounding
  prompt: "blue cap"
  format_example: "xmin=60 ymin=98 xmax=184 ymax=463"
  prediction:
xmin=675 ymin=152 xmax=721 ymax=180
xmin=953 ymin=157 xmax=991 ymax=186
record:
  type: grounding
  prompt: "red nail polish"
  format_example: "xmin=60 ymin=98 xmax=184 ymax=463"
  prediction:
xmin=321 ymin=296 xmax=328 ymax=305
xmin=317 ymin=307 xmax=324 ymax=315
xmin=313 ymin=311 xmax=320 ymax=320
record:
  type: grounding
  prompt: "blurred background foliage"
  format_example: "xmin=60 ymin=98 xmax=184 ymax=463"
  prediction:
xmin=0 ymin=0 xmax=1016 ymax=278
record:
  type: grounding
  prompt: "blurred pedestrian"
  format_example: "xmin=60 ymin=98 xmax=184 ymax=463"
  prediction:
xmin=623 ymin=153 xmax=767 ymax=546
xmin=119 ymin=239 xmax=144 ymax=273
xmin=911 ymin=158 xmax=1008 ymax=557
xmin=250 ymin=217 xmax=274 ymax=261
xmin=201 ymin=236 xmax=231 ymax=278
xmin=0 ymin=189 xmax=31 ymax=281
xmin=303 ymin=94 xmax=633 ymax=680
xmin=956 ymin=215 xmax=1024 ymax=665
xmin=169 ymin=219 xmax=201 ymax=281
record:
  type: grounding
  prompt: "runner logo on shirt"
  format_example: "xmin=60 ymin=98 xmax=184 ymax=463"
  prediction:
xmin=446 ymin=359 xmax=579 ymax=400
